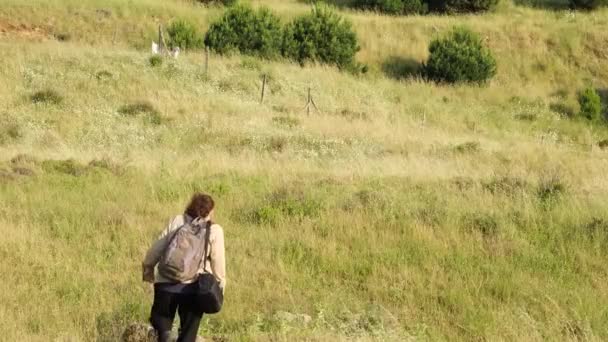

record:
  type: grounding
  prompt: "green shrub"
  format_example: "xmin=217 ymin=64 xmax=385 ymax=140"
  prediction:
xmin=166 ymin=20 xmax=204 ymax=50
xmin=352 ymin=0 xmax=426 ymax=15
xmin=282 ymin=5 xmax=360 ymax=69
xmin=204 ymin=5 xmax=283 ymax=58
xmin=148 ymin=55 xmax=163 ymax=67
xmin=196 ymin=0 xmax=238 ymax=6
xmin=578 ymin=87 xmax=602 ymax=121
xmin=425 ymin=27 xmax=497 ymax=84
xmin=569 ymin=0 xmax=602 ymax=9
xmin=427 ymin=0 xmax=498 ymax=13
xmin=31 ymin=89 xmax=63 ymax=104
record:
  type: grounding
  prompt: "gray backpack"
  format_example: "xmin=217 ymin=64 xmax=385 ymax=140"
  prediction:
xmin=158 ymin=217 xmax=209 ymax=283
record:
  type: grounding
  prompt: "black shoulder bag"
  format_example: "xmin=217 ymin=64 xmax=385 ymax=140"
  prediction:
xmin=196 ymin=221 xmax=224 ymax=314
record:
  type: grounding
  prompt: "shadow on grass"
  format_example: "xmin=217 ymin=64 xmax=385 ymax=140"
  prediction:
xmin=381 ymin=56 xmax=423 ymax=80
xmin=549 ymin=102 xmax=576 ymax=118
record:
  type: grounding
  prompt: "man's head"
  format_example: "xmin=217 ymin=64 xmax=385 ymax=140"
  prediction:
xmin=185 ymin=193 xmax=215 ymax=219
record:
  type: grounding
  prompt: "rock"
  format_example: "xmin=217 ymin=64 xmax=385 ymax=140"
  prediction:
xmin=274 ymin=311 xmax=312 ymax=326
xmin=121 ymin=323 xmax=156 ymax=342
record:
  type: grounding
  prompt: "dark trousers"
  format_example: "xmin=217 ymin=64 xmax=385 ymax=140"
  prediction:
xmin=150 ymin=287 xmax=203 ymax=342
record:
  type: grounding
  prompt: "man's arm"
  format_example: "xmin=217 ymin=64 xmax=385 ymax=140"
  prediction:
xmin=142 ymin=215 xmax=184 ymax=282
xmin=210 ymin=225 xmax=226 ymax=290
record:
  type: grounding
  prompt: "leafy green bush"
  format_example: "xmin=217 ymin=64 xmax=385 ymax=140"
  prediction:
xmin=282 ymin=5 xmax=360 ymax=69
xmin=569 ymin=0 xmax=603 ymax=9
xmin=204 ymin=5 xmax=283 ymax=58
xmin=166 ymin=20 xmax=204 ymax=50
xmin=148 ymin=55 xmax=163 ymax=67
xmin=352 ymin=0 xmax=426 ymax=15
xmin=578 ymin=87 xmax=602 ymax=121
xmin=427 ymin=0 xmax=498 ymax=13
xmin=424 ymin=27 xmax=497 ymax=84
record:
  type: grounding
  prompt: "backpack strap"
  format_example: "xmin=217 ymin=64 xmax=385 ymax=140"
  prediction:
xmin=201 ymin=220 xmax=213 ymax=274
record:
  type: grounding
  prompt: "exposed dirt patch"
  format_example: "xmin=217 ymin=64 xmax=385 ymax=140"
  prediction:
xmin=0 ymin=19 xmax=50 ymax=41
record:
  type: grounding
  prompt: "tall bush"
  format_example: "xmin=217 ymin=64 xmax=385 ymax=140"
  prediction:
xmin=352 ymin=0 xmax=426 ymax=15
xmin=425 ymin=27 xmax=496 ymax=84
xmin=569 ymin=0 xmax=603 ymax=9
xmin=166 ymin=20 xmax=204 ymax=50
xmin=578 ymin=87 xmax=602 ymax=121
xmin=204 ymin=5 xmax=282 ymax=58
xmin=282 ymin=5 xmax=360 ymax=69
xmin=427 ymin=0 xmax=498 ymax=13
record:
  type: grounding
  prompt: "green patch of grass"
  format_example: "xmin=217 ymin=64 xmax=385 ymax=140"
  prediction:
xmin=0 ymin=123 xmax=22 ymax=145
xmin=337 ymin=108 xmax=369 ymax=121
xmin=245 ymin=187 xmax=322 ymax=225
xmin=537 ymin=176 xmax=566 ymax=204
xmin=95 ymin=70 xmax=114 ymax=80
xmin=462 ymin=212 xmax=500 ymax=236
xmin=148 ymin=55 xmax=163 ymax=67
xmin=118 ymin=101 xmax=160 ymax=117
xmin=271 ymin=116 xmax=300 ymax=128
xmin=41 ymin=159 xmax=89 ymax=177
xmin=453 ymin=141 xmax=481 ymax=154
xmin=30 ymin=89 xmax=63 ymax=105
xmin=483 ymin=176 xmax=528 ymax=195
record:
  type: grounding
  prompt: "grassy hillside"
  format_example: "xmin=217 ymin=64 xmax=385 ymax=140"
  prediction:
xmin=1 ymin=0 xmax=608 ymax=340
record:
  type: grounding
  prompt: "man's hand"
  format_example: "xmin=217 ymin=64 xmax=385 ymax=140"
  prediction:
xmin=142 ymin=264 xmax=155 ymax=283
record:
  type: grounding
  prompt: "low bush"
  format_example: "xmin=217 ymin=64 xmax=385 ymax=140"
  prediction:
xmin=427 ymin=0 xmax=498 ymax=13
xmin=425 ymin=27 xmax=496 ymax=84
xmin=31 ymin=89 xmax=63 ymax=104
xmin=578 ymin=87 xmax=602 ymax=121
xmin=166 ymin=20 xmax=204 ymax=50
xmin=204 ymin=5 xmax=283 ymax=58
xmin=352 ymin=0 xmax=426 ymax=14
xmin=569 ymin=0 xmax=603 ymax=10
xmin=282 ymin=5 xmax=360 ymax=69
xmin=118 ymin=101 xmax=159 ymax=117
xmin=148 ymin=55 xmax=163 ymax=67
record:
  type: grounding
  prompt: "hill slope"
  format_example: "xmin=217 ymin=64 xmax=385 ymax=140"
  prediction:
xmin=1 ymin=0 xmax=608 ymax=340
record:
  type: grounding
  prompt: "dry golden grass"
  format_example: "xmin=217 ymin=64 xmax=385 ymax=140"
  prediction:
xmin=1 ymin=0 xmax=608 ymax=340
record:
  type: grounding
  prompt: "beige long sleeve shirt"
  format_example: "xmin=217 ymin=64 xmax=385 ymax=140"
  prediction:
xmin=142 ymin=214 xmax=226 ymax=289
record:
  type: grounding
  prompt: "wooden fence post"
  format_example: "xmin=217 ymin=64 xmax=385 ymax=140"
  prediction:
xmin=260 ymin=75 xmax=267 ymax=104
xmin=204 ymin=46 xmax=210 ymax=76
xmin=304 ymin=87 xmax=318 ymax=115
xmin=158 ymin=25 xmax=163 ymax=54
